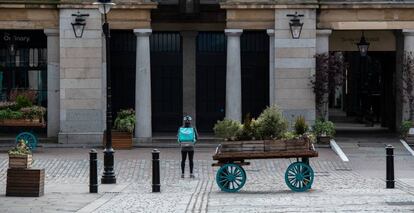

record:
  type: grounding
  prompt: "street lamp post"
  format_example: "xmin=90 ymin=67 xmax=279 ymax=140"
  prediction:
xmin=94 ymin=0 xmax=116 ymax=184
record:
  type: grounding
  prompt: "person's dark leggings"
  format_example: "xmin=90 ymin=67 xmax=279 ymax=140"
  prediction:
xmin=181 ymin=150 xmax=194 ymax=174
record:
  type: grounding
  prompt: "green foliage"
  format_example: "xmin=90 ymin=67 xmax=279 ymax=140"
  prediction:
xmin=0 ymin=109 xmax=23 ymax=120
xmin=213 ymin=119 xmax=242 ymax=141
xmin=294 ymin=116 xmax=308 ymax=135
xmin=20 ymin=106 xmax=46 ymax=120
xmin=237 ymin=114 xmax=258 ymax=140
xmin=15 ymin=95 xmax=32 ymax=109
xmin=114 ymin=109 xmax=135 ymax=133
xmin=400 ymin=120 xmax=412 ymax=138
xmin=281 ymin=131 xmax=299 ymax=140
xmin=255 ymin=105 xmax=288 ymax=140
xmin=8 ymin=140 xmax=31 ymax=156
xmin=312 ymin=119 xmax=335 ymax=137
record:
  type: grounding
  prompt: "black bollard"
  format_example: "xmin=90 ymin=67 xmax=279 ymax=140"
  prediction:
xmin=90 ymin=149 xmax=98 ymax=193
xmin=152 ymin=149 xmax=161 ymax=192
xmin=386 ymin=145 xmax=395 ymax=189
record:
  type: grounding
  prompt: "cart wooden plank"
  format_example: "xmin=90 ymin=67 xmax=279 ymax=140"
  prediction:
xmin=213 ymin=149 xmax=318 ymax=161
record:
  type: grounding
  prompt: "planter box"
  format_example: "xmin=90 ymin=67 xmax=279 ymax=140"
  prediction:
xmin=103 ymin=131 xmax=133 ymax=149
xmin=220 ymin=138 xmax=309 ymax=153
xmin=317 ymin=136 xmax=331 ymax=145
xmin=6 ymin=168 xmax=44 ymax=197
xmin=9 ymin=154 xmax=32 ymax=169
xmin=405 ymin=135 xmax=414 ymax=145
xmin=0 ymin=119 xmax=45 ymax=127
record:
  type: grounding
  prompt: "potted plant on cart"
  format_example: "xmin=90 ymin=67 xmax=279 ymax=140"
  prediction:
xmin=8 ymin=139 xmax=32 ymax=169
xmin=312 ymin=119 xmax=335 ymax=145
xmin=104 ymin=109 xmax=135 ymax=149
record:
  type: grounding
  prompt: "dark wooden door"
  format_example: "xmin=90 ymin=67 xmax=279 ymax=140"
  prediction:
xmin=196 ymin=32 xmax=226 ymax=132
xmin=241 ymin=31 xmax=269 ymax=119
xmin=110 ymin=31 xmax=136 ymax=120
xmin=150 ymin=32 xmax=183 ymax=132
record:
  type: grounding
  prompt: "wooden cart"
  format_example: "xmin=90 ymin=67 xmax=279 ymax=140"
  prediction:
xmin=212 ymin=137 xmax=318 ymax=192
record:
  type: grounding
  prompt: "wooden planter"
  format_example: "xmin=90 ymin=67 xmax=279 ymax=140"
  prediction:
xmin=9 ymin=154 xmax=32 ymax=169
xmin=0 ymin=119 xmax=45 ymax=127
xmin=220 ymin=138 xmax=310 ymax=153
xmin=6 ymin=168 xmax=45 ymax=197
xmin=317 ymin=136 xmax=331 ymax=145
xmin=103 ymin=130 xmax=133 ymax=149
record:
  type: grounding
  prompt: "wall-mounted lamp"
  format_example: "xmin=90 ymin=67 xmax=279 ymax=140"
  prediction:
xmin=287 ymin=12 xmax=304 ymax=39
xmin=8 ymin=43 xmax=16 ymax=56
xmin=71 ymin=11 xmax=89 ymax=38
xmin=356 ymin=31 xmax=370 ymax=57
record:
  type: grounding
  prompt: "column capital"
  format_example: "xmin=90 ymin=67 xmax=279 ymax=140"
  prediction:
xmin=44 ymin=29 xmax=59 ymax=37
xmin=225 ymin=29 xmax=243 ymax=37
xmin=403 ymin=29 xmax=414 ymax=36
xmin=316 ymin=29 xmax=332 ymax=36
xmin=266 ymin=29 xmax=275 ymax=37
xmin=134 ymin=29 xmax=152 ymax=37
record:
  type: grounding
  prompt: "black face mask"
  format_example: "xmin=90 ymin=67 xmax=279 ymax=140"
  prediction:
xmin=184 ymin=122 xmax=191 ymax=127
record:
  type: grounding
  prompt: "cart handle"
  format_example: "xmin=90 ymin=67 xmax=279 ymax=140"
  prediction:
xmin=215 ymin=144 xmax=222 ymax=155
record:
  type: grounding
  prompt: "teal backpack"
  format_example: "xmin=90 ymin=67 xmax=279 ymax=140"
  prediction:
xmin=178 ymin=127 xmax=195 ymax=143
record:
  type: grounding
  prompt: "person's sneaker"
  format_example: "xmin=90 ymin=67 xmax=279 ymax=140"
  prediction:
xmin=181 ymin=174 xmax=185 ymax=178
xmin=190 ymin=174 xmax=195 ymax=178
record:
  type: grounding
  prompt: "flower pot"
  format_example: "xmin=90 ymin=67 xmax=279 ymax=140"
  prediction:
xmin=317 ymin=136 xmax=331 ymax=145
xmin=103 ymin=130 xmax=133 ymax=149
xmin=9 ymin=154 xmax=32 ymax=169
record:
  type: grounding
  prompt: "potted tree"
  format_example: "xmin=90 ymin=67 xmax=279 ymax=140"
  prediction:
xmin=104 ymin=109 xmax=135 ymax=149
xmin=312 ymin=119 xmax=335 ymax=145
xmin=8 ymin=139 xmax=32 ymax=169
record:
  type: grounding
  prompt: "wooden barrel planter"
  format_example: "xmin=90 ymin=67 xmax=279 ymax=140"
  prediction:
xmin=103 ymin=130 xmax=133 ymax=149
xmin=8 ymin=154 xmax=33 ymax=169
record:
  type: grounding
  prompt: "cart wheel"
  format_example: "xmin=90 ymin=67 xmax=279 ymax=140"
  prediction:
xmin=285 ymin=162 xmax=314 ymax=192
xmin=216 ymin=163 xmax=246 ymax=193
xmin=16 ymin=132 xmax=38 ymax=151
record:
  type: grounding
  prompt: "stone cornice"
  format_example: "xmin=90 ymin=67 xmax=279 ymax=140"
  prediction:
xmin=319 ymin=1 xmax=414 ymax=9
xmin=220 ymin=3 xmax=319 ymax=9
xmin=0 ymin=0 xmax=157 ymax=9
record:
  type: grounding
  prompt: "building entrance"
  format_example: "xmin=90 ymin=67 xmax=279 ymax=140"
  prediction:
xmin=330 ymin=51 xmax=396 ymax=130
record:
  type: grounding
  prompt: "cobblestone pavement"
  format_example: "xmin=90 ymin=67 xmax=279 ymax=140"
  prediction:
xmin=0 ymin=142 xmax=414 ymax=212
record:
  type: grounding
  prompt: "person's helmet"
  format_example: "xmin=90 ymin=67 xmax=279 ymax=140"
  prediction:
xmin=183 ymin=115 xmax=192 ymax=123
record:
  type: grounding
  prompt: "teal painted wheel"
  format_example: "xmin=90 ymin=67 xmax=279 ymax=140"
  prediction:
xmin=216 ymin=163 xmax=246 ymax=192
xmin=16 ymin=132 xmax=38 ymax=151
xmin=285 ymin=162 xmax=314 ymax=192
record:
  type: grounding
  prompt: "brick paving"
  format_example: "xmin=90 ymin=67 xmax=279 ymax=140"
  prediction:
xmin=0 ymin=142 xmax=413 ymax=212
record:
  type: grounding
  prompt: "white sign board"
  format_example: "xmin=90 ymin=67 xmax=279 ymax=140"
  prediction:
xmin=409 ymin=128 xmax=414 ymax=135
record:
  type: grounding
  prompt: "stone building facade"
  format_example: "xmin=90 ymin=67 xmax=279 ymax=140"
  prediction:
xmin=0 ymin=0 xmax=413 ymax=144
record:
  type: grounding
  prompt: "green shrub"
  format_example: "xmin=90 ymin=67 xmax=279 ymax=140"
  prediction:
xmin=312 ymin=119 xmax=335 ymax=137
xmin=20 ymin=106 xmax=46 ymax=120
xmin=400 ymin=120 xmax=412 ymax=138
xmin=294 ymin=116 xmax=309 ymax=135
xmin=114 ymin=109 xmax=135 ymax=133
xmin=8 ymin=139 xmax=31 ymax=156
xmin=282 ymin=131 xmax=298 ymax=140
xmin=255 ymin=105 xmax=288 ymax=140
xmin=15 ymin=95 xmax=32 ymax=109
xmin=237 ymin=114 xmax=259 ymax=140
xmin=213 ymin=119 xmax=242 ymax=141
xmin=0 ymin=109 xmax=23 ymax=120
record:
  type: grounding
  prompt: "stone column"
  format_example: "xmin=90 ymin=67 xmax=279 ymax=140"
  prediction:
xmin=58 ymin=9 xmax=104 ymax=144
xmin=44 ymin=29 xmax=60 ymax=137
xmin=316 ymin=29 xmax=332 ymax=121
xmin=267 ymin=29 xmax=275 ymax=105
xmin=134 ymin=29 xmax=152 ymax=142
xmin=181 ymin=31 xmax=197 ymax=124
xmin=225 ymin=29 xmax=243 ymax=122
xmin=316 ymin=29 xmax=332 ymax=54
xmin=274 ymin=9 xmax=316 ymax=124
xmin=402 ymin=29 xmax=414 ymax=121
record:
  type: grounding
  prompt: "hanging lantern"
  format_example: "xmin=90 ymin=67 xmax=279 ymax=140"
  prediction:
xmin=287 ymin=12 xmax=304 ymax=39
xmin=357 ymin=31 xmax=370 ymax=57
xmin=71 ymin=11 xmax=89 ymax=38
xmin=93 ymin=0 xmax=115 ymax=15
